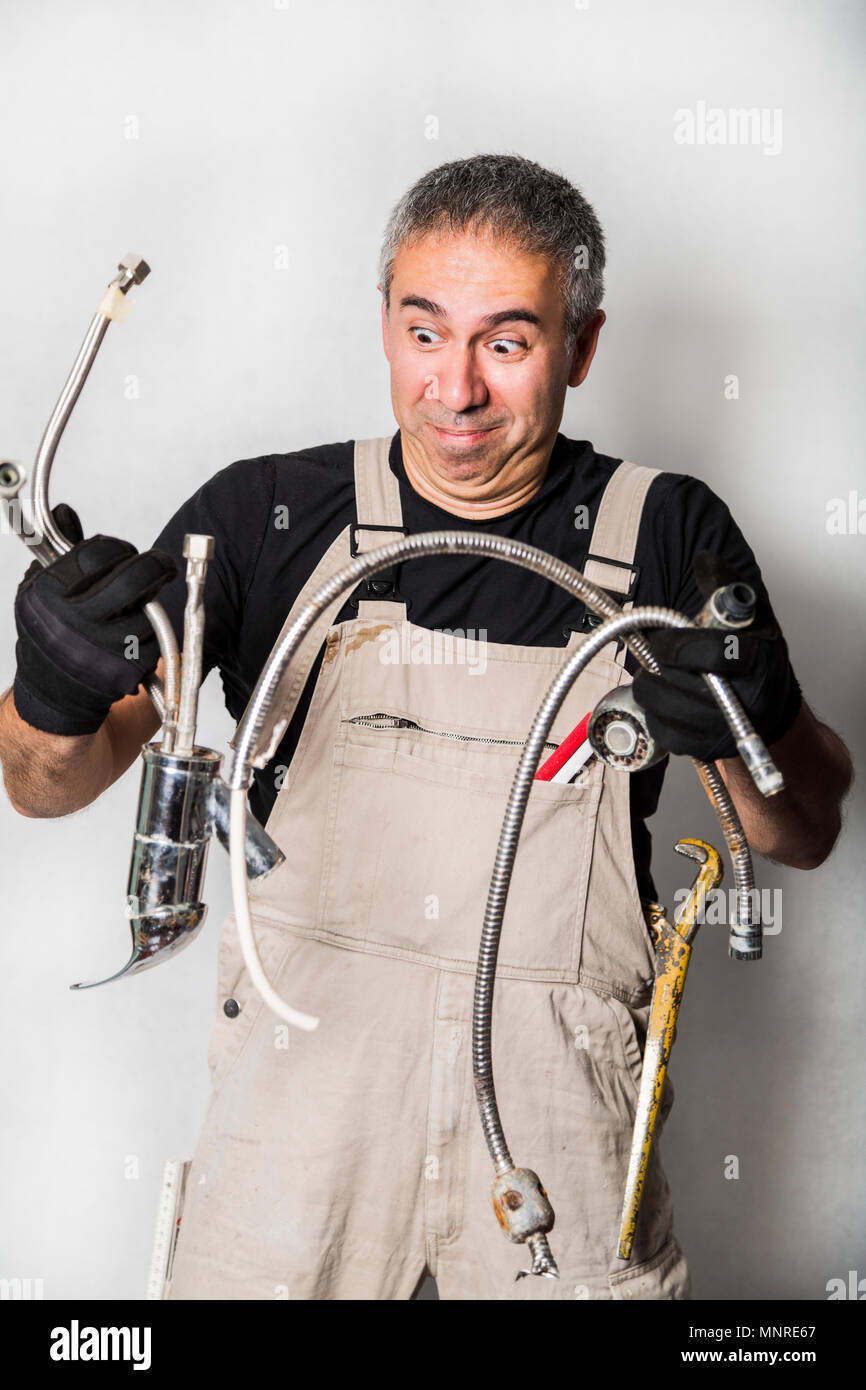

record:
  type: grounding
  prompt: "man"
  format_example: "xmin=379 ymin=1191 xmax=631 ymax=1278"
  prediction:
xmin=0 ymin=155 xmax=851 ymax=1300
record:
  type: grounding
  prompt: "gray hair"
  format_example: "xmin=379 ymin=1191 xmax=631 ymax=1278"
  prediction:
xmin=378 ymin=153 xmax=606 ymax=351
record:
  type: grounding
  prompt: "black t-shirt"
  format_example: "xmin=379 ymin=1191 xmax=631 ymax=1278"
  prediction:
xmin=151 ymin=431 xmax=771 ymax=899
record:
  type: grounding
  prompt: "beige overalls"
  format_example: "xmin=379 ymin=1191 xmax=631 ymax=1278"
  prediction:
xmin=166 ymin=436 xmax=692 ymax=1301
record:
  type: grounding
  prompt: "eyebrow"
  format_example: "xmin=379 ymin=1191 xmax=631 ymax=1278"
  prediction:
xmin=398 ymin=295 xmax=543 ymax=331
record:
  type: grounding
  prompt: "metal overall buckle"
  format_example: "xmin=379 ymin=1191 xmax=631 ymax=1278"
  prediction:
xmin=348 ymin=522 xmax=407 ymax=609
xmin=561 ymin=555 xmax=642 ymax=648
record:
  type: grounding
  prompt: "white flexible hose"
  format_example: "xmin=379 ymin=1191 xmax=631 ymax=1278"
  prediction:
xmin=229 ymin=786 xmax=319 ymax=1031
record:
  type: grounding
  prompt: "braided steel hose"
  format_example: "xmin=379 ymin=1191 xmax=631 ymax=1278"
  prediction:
xmin=228 ymin=531 xmax=661 ymax=787
xmin=471 ymin=605 xmax=761 ymax=1178
xmin=228 ymin=532 xmax=761 ymax=1006
xmin=701 ymin=673 xmax=782 ymax=798
xmin=692 ymin=758 xmax=758 ymax=960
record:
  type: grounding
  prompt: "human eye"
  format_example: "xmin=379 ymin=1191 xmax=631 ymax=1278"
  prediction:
xmin=409 ymin=325 xmax=444 ymax=346
xmin=488 ymin=337 xmax=527 ymax=357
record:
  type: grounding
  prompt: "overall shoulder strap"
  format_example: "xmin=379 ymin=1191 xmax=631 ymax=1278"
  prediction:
xmin=354 ymin=436 xmax=404 ymax=534
xmin=229 ymin=437 xmax=406 ymax=764
xmin=583 ymin=460 xmax=660 ymax=612
xmin=580 ymin=459 xmax=660 ymax=668
xmin=353 ymin=436 xmax=408 ymax=620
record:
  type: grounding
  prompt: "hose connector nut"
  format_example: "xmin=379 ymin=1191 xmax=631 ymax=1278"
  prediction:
xmin=183 ymin=533 xmax=215 ymax=562
xmin=491 ymin=1167 xmax=554 ymax=1244
xmin=116 ymin=254 xmax=151 ymax=290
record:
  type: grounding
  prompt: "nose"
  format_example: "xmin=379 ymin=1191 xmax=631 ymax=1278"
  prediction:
xmin=427 ymin=345 xmax=490 ymax=417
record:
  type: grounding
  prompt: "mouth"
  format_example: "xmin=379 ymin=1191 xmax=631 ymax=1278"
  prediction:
xmin=430 ymin=424 xmax=501 ymax=446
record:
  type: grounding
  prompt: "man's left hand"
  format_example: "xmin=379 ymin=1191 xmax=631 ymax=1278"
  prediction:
xmin=631 ymin=552 xmax=802 ymax=761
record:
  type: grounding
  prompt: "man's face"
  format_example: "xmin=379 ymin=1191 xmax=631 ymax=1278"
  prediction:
xmin=381 ymin=226 xmax=601 ymax=488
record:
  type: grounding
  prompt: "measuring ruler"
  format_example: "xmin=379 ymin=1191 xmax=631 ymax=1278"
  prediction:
xmin=146 ymin=1158 xmax=191 ymax=1300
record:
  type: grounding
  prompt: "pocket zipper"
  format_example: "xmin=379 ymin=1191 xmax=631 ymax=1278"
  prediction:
xmin=344 ymin=712 xmax=558 ymax=751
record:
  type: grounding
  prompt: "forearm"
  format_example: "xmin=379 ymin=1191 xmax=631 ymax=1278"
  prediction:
xmin=717 ymin=702 xmax=853 ymax=870
xmin=0 ymin=685 xmax=114 ymax=817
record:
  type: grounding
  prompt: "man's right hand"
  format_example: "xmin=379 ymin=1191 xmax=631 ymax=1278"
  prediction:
xmin=13 ymin=504 xmax=178 ymax=736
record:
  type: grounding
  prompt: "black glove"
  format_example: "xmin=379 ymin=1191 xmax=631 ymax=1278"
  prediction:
xmin=13 ymin=504 xmax=178 ymax=736
xmin=631 ymin=551 xmax=802 ymax=761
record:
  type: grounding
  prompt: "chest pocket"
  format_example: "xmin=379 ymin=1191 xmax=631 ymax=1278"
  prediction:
xmin=316 ymin=704 xmax=605 ymax=976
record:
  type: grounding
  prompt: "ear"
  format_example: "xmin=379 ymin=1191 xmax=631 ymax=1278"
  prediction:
xmin=567 ymin=310 xmax=606 ymax=388
xmin=379 ymin=292 xmax=390 ymax=362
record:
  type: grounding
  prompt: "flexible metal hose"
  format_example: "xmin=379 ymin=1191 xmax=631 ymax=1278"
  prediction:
xmin=470 ymin=604 xmax=760 ymax=1174
xmin=230 ymin=532 xmax=662 ymax=786
xmin=692 ymin=758 xmax=758 ymax=959
xmin=701 ymin=673 xmax=783 ymax=798
xmin=228 ymin=532 xmax=760 ymax=1006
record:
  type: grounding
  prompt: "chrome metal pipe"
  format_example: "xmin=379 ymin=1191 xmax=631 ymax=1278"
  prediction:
xmin=173 ymin=534 xmax=214 ymax=756
xmin=32 ymin=315 xmax=111 ymax=556
xmin=31 ymin=256 xmax=149 ymax=556
xmin=0 ymin=461 xmax=62 ymax=568
xmin=25 ymin=256 xmax=179 ymax=741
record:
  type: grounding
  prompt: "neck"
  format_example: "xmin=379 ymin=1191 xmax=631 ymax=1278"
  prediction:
xmin=400 ymin=436 xmax=553 ymax=520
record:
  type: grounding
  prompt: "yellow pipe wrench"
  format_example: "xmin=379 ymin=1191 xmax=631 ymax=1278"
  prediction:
xmin=617 ymin=837 xmax=723 ymax=1261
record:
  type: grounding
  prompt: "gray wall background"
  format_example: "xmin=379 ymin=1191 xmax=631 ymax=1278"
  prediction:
xmin=0 ymin=0 xmax=862 ymax=1301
